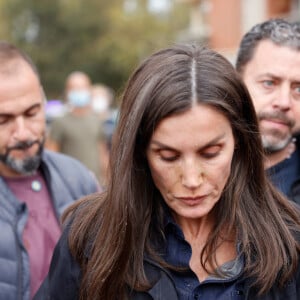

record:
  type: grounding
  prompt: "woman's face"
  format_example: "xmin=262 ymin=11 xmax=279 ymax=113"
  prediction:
xmin=146 ymin=104 xmax=235 ymax=222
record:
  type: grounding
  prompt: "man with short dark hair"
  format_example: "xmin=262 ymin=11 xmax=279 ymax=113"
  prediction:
xmin=236 ymin=19 xmax=300 ymax=202
xmin=0 ymin=41 xmax=100 ymax=300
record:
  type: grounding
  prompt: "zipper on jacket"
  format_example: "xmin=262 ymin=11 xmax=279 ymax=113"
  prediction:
xmin=15 ymin=203 xmax=28 ymax=300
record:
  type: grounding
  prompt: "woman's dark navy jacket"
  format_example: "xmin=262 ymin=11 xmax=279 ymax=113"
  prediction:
xmin=34 ymin=221 xmax=300 ymax=300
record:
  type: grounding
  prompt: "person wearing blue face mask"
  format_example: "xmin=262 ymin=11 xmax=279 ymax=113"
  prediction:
xmin=68 ymin=89 xmax=91 ymax=107
xmin=47 ymin=71 xmax=105 ymax=184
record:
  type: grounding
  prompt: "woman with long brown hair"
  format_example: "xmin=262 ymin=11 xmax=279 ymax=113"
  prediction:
xmin=35 ymin=44 xmax=300 ymax=299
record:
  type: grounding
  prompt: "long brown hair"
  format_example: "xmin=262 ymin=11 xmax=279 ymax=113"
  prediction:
xmin=64 ymin=44 xmax=300 ymax=299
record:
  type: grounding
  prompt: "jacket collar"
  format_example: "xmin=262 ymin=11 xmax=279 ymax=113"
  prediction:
xmin=143 ymin=257 xmax=179 ymax=300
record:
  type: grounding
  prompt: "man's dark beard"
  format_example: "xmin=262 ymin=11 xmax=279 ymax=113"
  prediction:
xmin=0 ymin=139 xmax=44 ymax=175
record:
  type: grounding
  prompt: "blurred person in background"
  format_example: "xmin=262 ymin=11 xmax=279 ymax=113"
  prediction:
xmin=47 ymin=71 xmax=104 ymax=184
xmin=91 ymin=83 xmax=118 ymax=185
xmin=35 ymin=44 xmax=300 ymax=300
xmin=0 ymin=41 xmax=100 ymax=300
xmin=91 ymin=83 xmax=115 ymax=123
xmin=44 ymin=99 xmax=67 ymax=131
xmin=236 ymin=18 xmax=300 ymax=204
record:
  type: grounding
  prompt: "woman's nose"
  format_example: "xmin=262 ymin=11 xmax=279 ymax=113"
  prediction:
xmin=181 ymin=161 xmax=203 ymax=189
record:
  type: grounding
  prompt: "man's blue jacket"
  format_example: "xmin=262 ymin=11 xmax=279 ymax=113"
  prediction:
xmin=0 ymin=149 xmax=99 ymax=300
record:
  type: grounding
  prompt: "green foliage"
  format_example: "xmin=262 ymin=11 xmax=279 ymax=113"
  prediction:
xmin=1 ymin=0 xmax=189 ymax=98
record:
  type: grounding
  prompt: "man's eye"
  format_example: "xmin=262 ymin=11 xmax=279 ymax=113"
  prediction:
xmin=26 ymin=108 xmax=39 ymax=117
xmin=294 ymin=86 xmax=300 ymax=94
xmin=262 ymin=80 xmax=274 ymax=87
xmin=0 ymin=116 xmax=10 ymax=125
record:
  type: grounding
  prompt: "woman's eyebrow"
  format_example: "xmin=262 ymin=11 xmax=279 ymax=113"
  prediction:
xmin=149 ymin=140 xmax=176 ymax=150
xmin=150 ymin=133 xmax=226 ymax=150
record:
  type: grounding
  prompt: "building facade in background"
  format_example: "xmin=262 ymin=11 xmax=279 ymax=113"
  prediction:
xmin=177 ymin=0 xmax=300 ymax=62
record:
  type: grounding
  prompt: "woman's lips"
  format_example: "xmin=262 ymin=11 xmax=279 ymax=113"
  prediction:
xmin=176 ymin=195 xmax=207 ymax=206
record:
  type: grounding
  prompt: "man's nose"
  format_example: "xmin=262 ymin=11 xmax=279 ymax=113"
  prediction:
xmin=272 ymin=85 xmax=292 ymax=111
xmin=12 ymin=116 xmax=30 ymax=141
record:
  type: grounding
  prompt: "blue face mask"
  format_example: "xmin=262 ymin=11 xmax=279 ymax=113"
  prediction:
xmin=67 ymin=90 xmax=91 ymax=107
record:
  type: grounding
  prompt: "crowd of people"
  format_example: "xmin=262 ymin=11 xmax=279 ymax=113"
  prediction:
xmin=0 ymin=18 xmax=300 ymax=300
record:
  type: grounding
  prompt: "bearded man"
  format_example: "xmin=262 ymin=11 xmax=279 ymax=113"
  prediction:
xmin=236 ymin=19 xmax=300 ymax=203
xmin=0 ymin=41 xmax=100 ymax=300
